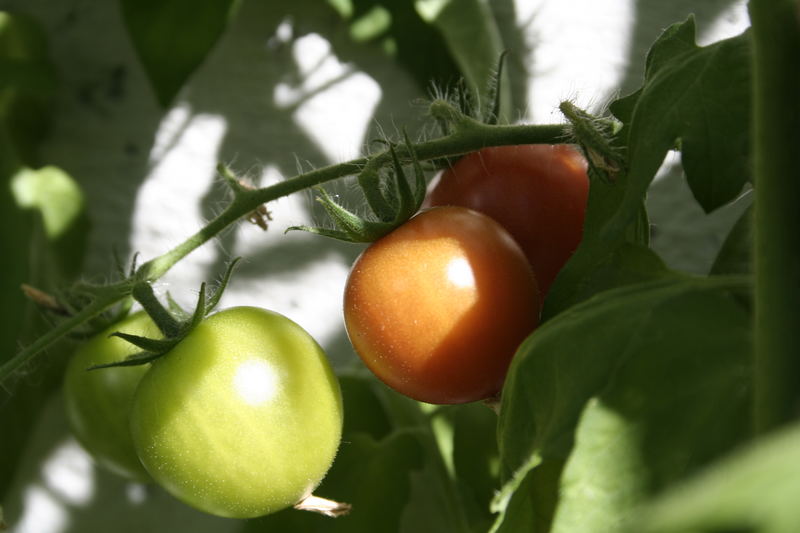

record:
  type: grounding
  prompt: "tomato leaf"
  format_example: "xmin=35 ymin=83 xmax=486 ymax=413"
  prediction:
xmin=415 ymin=0 xmax=509 ymax=116
xmin=610 ymin=16 xmax=751 ymax=217
xmin=494 ymin=277 xmax=752 ymax=532
xmin=119 ymin=0 xmax=239 ymax=107
xmin=634 ymin=421 xmax=800 ymax=532
xmin=545 ymin=18 xmax=751 ymax=320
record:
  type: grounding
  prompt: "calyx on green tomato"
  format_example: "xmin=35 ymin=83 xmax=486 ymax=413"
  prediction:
xmin=424 ymin=144 xmax=589 ymax=297
xmin=64 ymin=311 xmax=159 ymax=482
xmin=344 ymin=206 xmax=541 ymax=405
xmin=129 ymin=306 xmax=343 ymax=519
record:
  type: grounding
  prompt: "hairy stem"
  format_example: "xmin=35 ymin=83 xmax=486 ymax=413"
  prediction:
xmin=749 ymin=0 xmax=800 ymax=432
xmin=140 ymin=119 xmax=567 ymax=279
xmin=3 ymin=119 xmax=568 ymax=383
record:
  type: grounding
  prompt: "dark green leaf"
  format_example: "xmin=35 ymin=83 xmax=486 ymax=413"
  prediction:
xmin=545 ymin=243 xmax=672 ymax=318
xmin=0 ymin=11 xmax=57 ymax=164
xmin=710 ymin=202 xmax=753 ymax=275
xmin=449 ymin=403 xmax=502 ymax=531
xmin=494 ymin=277 xmax=752 ymax=532
xmin=332 ymin=0 xmax=462 ymax=96
xmin=610 ymin=18 xmax=751 ymax=217
xmin=416 ymin=0 xmax=509 ymax=116
xmin=120 ymin=0 xmax=239 ymax=107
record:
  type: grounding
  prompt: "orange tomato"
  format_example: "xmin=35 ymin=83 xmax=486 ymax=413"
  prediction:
xmin=343 ymin=206 xmax=541 ymax=404
xmin=425 ymin=145 xmax=589 ymax=297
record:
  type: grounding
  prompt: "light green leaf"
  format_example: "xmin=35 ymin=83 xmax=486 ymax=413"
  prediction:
xmin=495 ymin=276 xmax=753 ymax=532
xmin=635 ymin=422 xmax=800 ymax=533
xmin=11 ymin=166 xmax=83 ymax=239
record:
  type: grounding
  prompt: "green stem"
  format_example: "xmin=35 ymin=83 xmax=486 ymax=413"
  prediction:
xmin=3 ymin=120 xmax=568 ymax=383
xmin=141 ymin=120 xmax=568 ymax=279
xmin=749 ymin=0 xmax=800 ymax=433
xmin=0 ymin=283 xmax=129 ymax=384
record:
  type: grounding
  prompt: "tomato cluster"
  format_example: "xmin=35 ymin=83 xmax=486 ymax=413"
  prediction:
xmin=64 ymin=143 xmax=587 ymax=517
xmin=425 ymin=144 xmax=590 ymax=297
xmin=344 ymin=145 xmax=589 ymax=404
xmin=64 ymin=307 xmax=342 ymax=519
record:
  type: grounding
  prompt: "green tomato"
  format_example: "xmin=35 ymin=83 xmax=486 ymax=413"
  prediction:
xmin=129 ymin=306 xmax=343 ymax=519
xmin=64 ymin=311 xmax=158 ymax=482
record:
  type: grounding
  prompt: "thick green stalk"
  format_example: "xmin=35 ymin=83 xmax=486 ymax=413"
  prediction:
xmin=749 ymin=0 xmax=800 ymax=432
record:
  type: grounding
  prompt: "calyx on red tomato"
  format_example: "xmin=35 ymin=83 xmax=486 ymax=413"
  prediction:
xmin=343 ymin=206 xmax=541 ymax=405
xmin=129 ymin=306 xmax=343 ymax=519
xmin=424 ymin=144 xmax=589 ymax=297
xmin=63 ymin=311 xmax=158 ymax=482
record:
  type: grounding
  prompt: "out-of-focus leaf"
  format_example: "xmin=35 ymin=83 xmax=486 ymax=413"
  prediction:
xmin=610 ymin=17 xmax=751 ymax=217
xmin=710 ymin=201 xmax=753 ymax=275
xmin=0 ymin=13 xmax=88 ymax=503
xmin=450 ymin=403 xmax=501 ymax=531
xmin=635 ymin=421 xmax=800 ymax=533
xmin=11 ymin=166 xmax=84 ymax=239
xmin=330 ymin=0 xmax=462 ymax=95
xmin=0 ymin=11 xmax=56 ymax=165
xmin=120 ymin=0 xmax=240 ymax=107
xmin=493 ymin=277 xmax=752 ymax=532
xmin=338 ymin=374 xmax=392 ymax=440
xmin=415 ymin=0 xmax=509 ymax=115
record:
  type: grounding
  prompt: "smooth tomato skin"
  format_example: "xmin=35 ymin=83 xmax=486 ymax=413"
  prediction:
xmin=425 ymin=144 xmax=589 ymax=297
xmin=129 ymin=306 xmax=343 ymax=519
xmin=344 ymin=206 xmax=541 ymax=404
xmin=63 ymin=311 xmax=158 ymax=482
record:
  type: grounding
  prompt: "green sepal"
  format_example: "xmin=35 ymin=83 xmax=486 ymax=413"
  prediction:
xmin=188 ymin=282 xmax=207 ymax=330
xmin=285 ymin=225 xmax=364 ymax=242
xmin=96 ymin=258 xmax=242 ymax=368
xmin=87 ymin=350 xmax=165 ymax=370
xmin=357 ymin=166 xmax=395 ymax=223
xmin=289 ymin=134 xmax=427 ymax=244
xmin=287 ymin=187 xmax=396 ymax=243
xmin=108 ymin=332 xmax=178 ymax=354
xmin=203 ymin=256 xmax=240 ymax=315
xmin=484 ymin=50 xmax=508 ymax=126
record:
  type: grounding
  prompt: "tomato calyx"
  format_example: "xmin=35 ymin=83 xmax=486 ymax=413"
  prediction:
xmin=90 ymin=258 xmax=241 ymax=370
xmin=287 ymin=131 xmax=427 ymax=243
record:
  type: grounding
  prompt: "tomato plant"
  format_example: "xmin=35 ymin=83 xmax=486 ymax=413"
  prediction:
xmin=343 ymin=206 xmax=541 ymax=405
xmin=3 ymin=3 xmax=796 ymax=533
xmin=63 ymin=311 xmax=158 ymax=483
xmin=129 ymin=306 xmax=343 ymax=519
xmin=425 ymin=144 xmax=590 ymax=297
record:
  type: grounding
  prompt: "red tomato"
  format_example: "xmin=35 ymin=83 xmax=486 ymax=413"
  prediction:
xmin=425 ymin=145 xmax=589 ymax=297
xmin=343 ymin=206 xmax=541 ymax=404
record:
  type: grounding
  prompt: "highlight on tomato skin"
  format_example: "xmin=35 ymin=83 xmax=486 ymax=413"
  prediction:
xmin=343 ymin=206 xmax=541 ymax=405
xmin=425 ymin=144 xmax=590 ymax=298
